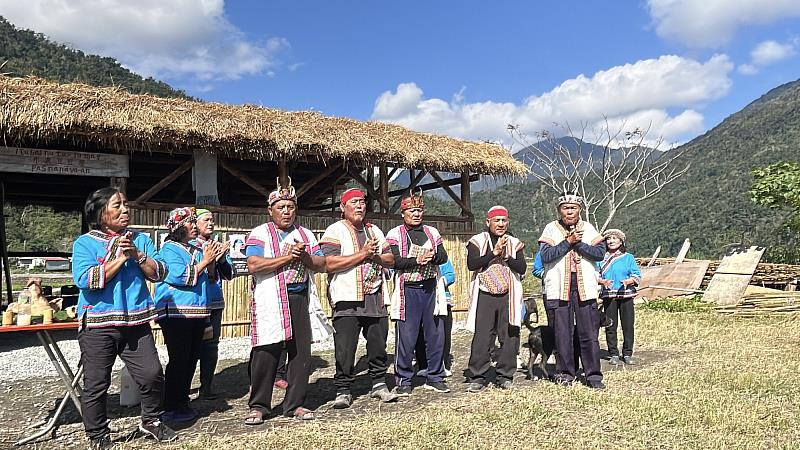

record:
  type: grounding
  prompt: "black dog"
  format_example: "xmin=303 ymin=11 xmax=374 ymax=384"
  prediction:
xmin=522 ymin=297 xmax=555 ymax=380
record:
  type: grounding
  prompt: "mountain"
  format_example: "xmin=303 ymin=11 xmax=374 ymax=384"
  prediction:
xmin=471 ymin=79 xmax=800 ymax=263
xmin=0 ymin=16 xmax=189 ymax=99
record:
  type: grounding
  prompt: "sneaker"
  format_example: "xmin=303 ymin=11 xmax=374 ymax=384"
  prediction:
xmin=415 ymin=368 xmax=428 ymax=378
xmin=497 ymin=380 xmax=514 ymax=389
xmin=88 ymin=435 xmax=114 ymax=450
xmin=443 ymin=368 xmax=453 ymax=378
xmin=161 ymin=408 xmax=197 ymax=424
xmin=333 ymin=392 xmax=353 ymax=409
xmin=608 ymin=355 xmax=621 ymax=366
xmin=466 ymin=382 xmax=485 ymax=393
xmin=139 ymin=419 xmax=178 ymax=442
xmin=622 ymin=356 xmax=636 ymax=365
xmin=392 ymin=385 xmax=413 ymax=397
xmin=370 ymin=385 xmax=399 ymax=403
xmin=274 ymin=379 xmax=289 ymax=390
xmin=423 ymin=381 xmax=450 ymax=393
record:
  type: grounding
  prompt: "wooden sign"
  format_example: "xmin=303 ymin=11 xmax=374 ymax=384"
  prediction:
xmin=0 ymin=147 xmax=129 ymax=177
xmin=638 ymin=260 xmax=710 ymax=301
xmin=704 ymin=246 xmax=766 ymax=306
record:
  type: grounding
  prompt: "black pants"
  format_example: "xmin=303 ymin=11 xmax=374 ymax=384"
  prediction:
xmin=199 ymin=308 xmax=223 ymax=393
xmin=333 ymin=315 xmax=390 ymax=393
xmin=603 ymin=298 xmax=635 ymax=357
xmin=160 ymin=317 xmax=205 ymax=411
xmin=415 ymin=305 xmax=453 ymax=371
xmin=78 ymin=324 xmax=164 ymax=440
xmin=468 ymin=291 xmax=520 ymax=384
xmin=249 ymin=290 xmax=311 ymax=416
xmin=276 ymin=349 xmax=288 ymax=381
xmin=548 ymin=286 xmax=603 ymax=384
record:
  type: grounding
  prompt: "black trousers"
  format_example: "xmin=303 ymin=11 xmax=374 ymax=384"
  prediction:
xmin=249 ymin=290 xmax=311 ymax=416
xmin=78 ymin=324 xmax=164 ymax=440
xmin=199 ymin=308 xmax=223 ymax=393
xmin=603 ymin=298 xmax=635 ymax=357
xmin=416 ymin=305 xmax=453 ymax=370
xmin=160 ymin=317 xmax=205 ymax=411
xmin=548 ymin=285 xmax=603 ymax=384
xmin=333 ymin=315 xmax=390 ymax=393
xmin=468 ymin=291 xmax=520 ymax=384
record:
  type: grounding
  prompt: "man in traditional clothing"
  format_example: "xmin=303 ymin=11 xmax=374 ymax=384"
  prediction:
xmin=320 ymin=188 xmax=398 ymax=408
xmin=465 ymin=206 xmax=527 ymax=392
xmin=243 ymin=181 xmax=329 ymax=423
xmin=194 ymin=208 xmax=234 ymax=399
xmin=386 ymin=192 xmax=450 ymax=395
xmin=538 ymin=193 xmax=606 ymax=389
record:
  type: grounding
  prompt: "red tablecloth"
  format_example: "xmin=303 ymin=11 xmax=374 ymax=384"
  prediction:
xmin=0 ymin=322 xmax=79 ymax=333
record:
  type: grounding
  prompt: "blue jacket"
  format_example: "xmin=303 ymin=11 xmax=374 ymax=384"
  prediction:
xmin=72 ymin=230 xmax=166 ymax=329
xmin=439 ymin=260 xmax=456 ymax=302
xmin=532 ymin=251 xmax=544 ymax=279
xmin=190 ymin=237 xmax=234 ymax=310
xmin=154 ymin=241 xmax=213 ymax=319
xmin=597 ymin=252 xmax=642 ymax=299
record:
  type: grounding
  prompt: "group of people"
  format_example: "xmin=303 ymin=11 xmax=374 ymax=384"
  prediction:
xmin=71 ymin=183 xmax=641 ymax=449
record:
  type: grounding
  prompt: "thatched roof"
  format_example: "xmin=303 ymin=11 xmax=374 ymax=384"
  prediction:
xmin=0 ymin=76 xmax=527 ymax=176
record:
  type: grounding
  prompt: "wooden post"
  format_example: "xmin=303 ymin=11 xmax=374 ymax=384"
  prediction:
xmin=379 ymin=163 xmax=389 ymax=214
xmin=366 ymin=167 xmax=375 ymax=213
xmin=277 ymin=159 xmax=289 ymax=188
xmin=461 ymin=171 xmax=472 ymax=217
xmin=0 ymin=189 xmax=12 ymax=306
xmin=110 ymin=177 xmax=128 ymax=195
xmin=675 ymin=239 xmax=691 ymax=264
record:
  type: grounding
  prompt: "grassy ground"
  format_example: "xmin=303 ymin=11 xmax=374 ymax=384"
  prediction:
xmin=143 ymin=308 xmax=800 ymax=450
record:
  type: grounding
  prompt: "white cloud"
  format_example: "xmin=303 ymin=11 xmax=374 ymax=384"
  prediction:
xmin=647 ymin=0 xmax=800 ymax=48
xmin=737 ymin=64 xmax=759 ymax=75
xmin=372 ymin=55 xmax=732 ymax=147
xmin=737 ymin=39 xmax=796 ymax=75
xmin=0 ymin=0 xmax=289 ymax=81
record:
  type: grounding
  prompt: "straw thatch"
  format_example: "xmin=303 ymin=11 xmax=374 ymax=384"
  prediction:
xmin=0 ymin=76 xmax=528 ymax=176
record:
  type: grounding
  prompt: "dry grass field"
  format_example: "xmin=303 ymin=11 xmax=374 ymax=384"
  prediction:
xmin=150 ymin=306 xmax=800 ymax=450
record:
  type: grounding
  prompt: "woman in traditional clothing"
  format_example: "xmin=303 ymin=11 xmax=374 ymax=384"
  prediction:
xmin=72 ymin=187 xmax=176 ymax=449
xmin=154 ymin=207 xmax=224 ymax=423
xmin=597 ymin=229 xmax=641 ymax=366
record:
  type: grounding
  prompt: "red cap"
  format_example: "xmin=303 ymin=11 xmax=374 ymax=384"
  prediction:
xmin=487 ymin=205 xmax=509 ymax=219
xmin=340 ymin=188 xmax=365 ymax=205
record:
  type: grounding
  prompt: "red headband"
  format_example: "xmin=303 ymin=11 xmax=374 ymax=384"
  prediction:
xmin=340 ymin=188 xmax=365 ymax=205
xmin=487 ymin=205 xmax=508 ymax=219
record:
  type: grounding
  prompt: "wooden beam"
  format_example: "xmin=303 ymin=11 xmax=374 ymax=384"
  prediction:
xmin=277 ymin=159 xmax=289 ymax=187
xmin=295 ymin=161 xmax=343 ymax=198
xmin=461 ymin=171 xmax=472 ymax=216
xmin=346 ymin=167 xmax=389 ymax=210
xmin=379 ymin=163 xmax=389 ymax=214
xmin=387 ymin=174 xmax=478 ymax=198
xmin=134 ymin=158 xmax=193 ymax=203
xmin=218 ymin=159 xmax=271 ymax=198
xmin=429 ymin=171 xmax=472 ymax=218
xmin=390 ymin=170 xmax=428 ymax=213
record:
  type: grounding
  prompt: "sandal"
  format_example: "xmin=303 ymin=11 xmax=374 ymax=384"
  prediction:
xmin=292 ymin=407 xmax=315 ymax=421
xmin=244 ymin=409 xmax=265 ymax=425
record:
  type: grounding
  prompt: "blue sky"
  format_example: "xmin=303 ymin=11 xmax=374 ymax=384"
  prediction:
xmin=2 ymin=1 xmax=799 ymax=149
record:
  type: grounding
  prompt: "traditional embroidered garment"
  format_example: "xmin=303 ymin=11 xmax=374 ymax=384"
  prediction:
xmin=246 ymin=222 xmax=332 ymax=347
xmin=386 ymin=224 xmax=447 ymax=321
xmin=597 ymin=251 xmax=641 ymax=299
xmin=191 ymin=235 xmax=233 ymax=310
xmin=538 ymin=220 xmax=604 ymax=301
xmin=72 ymin=230 xmax=166 ymax=329
xmin=154 ymin=241 xmax=213 ymax=319
xmin=465 ymin=232 xmax=524 ymax=332
xmin=320 ymin=220 xmax=389 ymax=305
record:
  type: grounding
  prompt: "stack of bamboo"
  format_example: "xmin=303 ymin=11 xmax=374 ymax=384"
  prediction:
xmin=715 ymin=287 xmax=800 ymax=316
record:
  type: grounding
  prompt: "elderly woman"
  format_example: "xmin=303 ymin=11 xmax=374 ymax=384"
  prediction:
xmin=538 ymin=193 xmax=606 ymax=389
xmin=597 ymin=229 xmax=641 ymax=366
xmin=154 ymin=207 xmax=223 ymax=423
xmin=72 ymin=187 xmax=176 ymax=449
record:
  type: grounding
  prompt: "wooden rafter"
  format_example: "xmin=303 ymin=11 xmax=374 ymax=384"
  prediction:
xmin=134 ymin=158 xmax=193 ymax=203
xmin=429 ymin=171 xmax=472 ymax=217
xmin=390 ymin=170 xmax=428 ymax=212
xmin=296 ymin=161 xmax=343 ymax=198
xmin=346 ymin=167 xmax=389 ymax=210
xmin=219 ymin=159 xmax=271 ymax=198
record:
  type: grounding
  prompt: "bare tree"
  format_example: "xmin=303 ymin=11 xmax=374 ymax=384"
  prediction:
xmin=508 ymin=119 xmax=690 ymax=232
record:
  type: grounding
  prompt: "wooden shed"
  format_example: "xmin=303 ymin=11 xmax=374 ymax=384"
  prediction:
xmin=0 ymin=75 xmax=527 ymax=337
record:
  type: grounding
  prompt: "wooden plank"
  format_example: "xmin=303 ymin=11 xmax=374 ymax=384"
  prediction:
xmin=704 ymin=246 xmax=766 ymax=306
xmin=387 ymin=174 xmax=478 ymax=198
xmin=429 ymin=171 xmax=472 ymax=217
xmin=295 ymin=161 xmax=343 ymax=198
xmin=675 ymin=239 xmax=691 ymax=263
xmin=219 ymin=159 xmax=270 ymax=198
xmin=0 ymin=147 xmax=129 ymax=177
xmin=637 ymin=260 xmax=710 ymax=301
xmin=647 ymin=246 xmax=661 ymax=267
xmin=134 ymin=158 xmax=193 ymax=203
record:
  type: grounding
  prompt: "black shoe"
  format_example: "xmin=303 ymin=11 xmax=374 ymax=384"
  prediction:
xmin=139 ymin=419 xmax=178 ymax=442
xmin=622 ymin=356 xmax=636 ymax=365
xmin=466 ymin=382 xmax=485 ymax=393
xmin=497 ymin=380 xmax=514 ymax=389
xmin=88 ymin=435 xmax=114 ymax=450
xmin=423 ymin=381 xmax=450 ymax=393
xmin=587 ymin=381 xmax=606 ymax=390
xmin=392 ymin=385 xmax=413 ymax=397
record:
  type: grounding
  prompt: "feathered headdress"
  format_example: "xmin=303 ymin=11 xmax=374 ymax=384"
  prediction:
xmin=268 ymin=177 xmax=297 ymax=206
